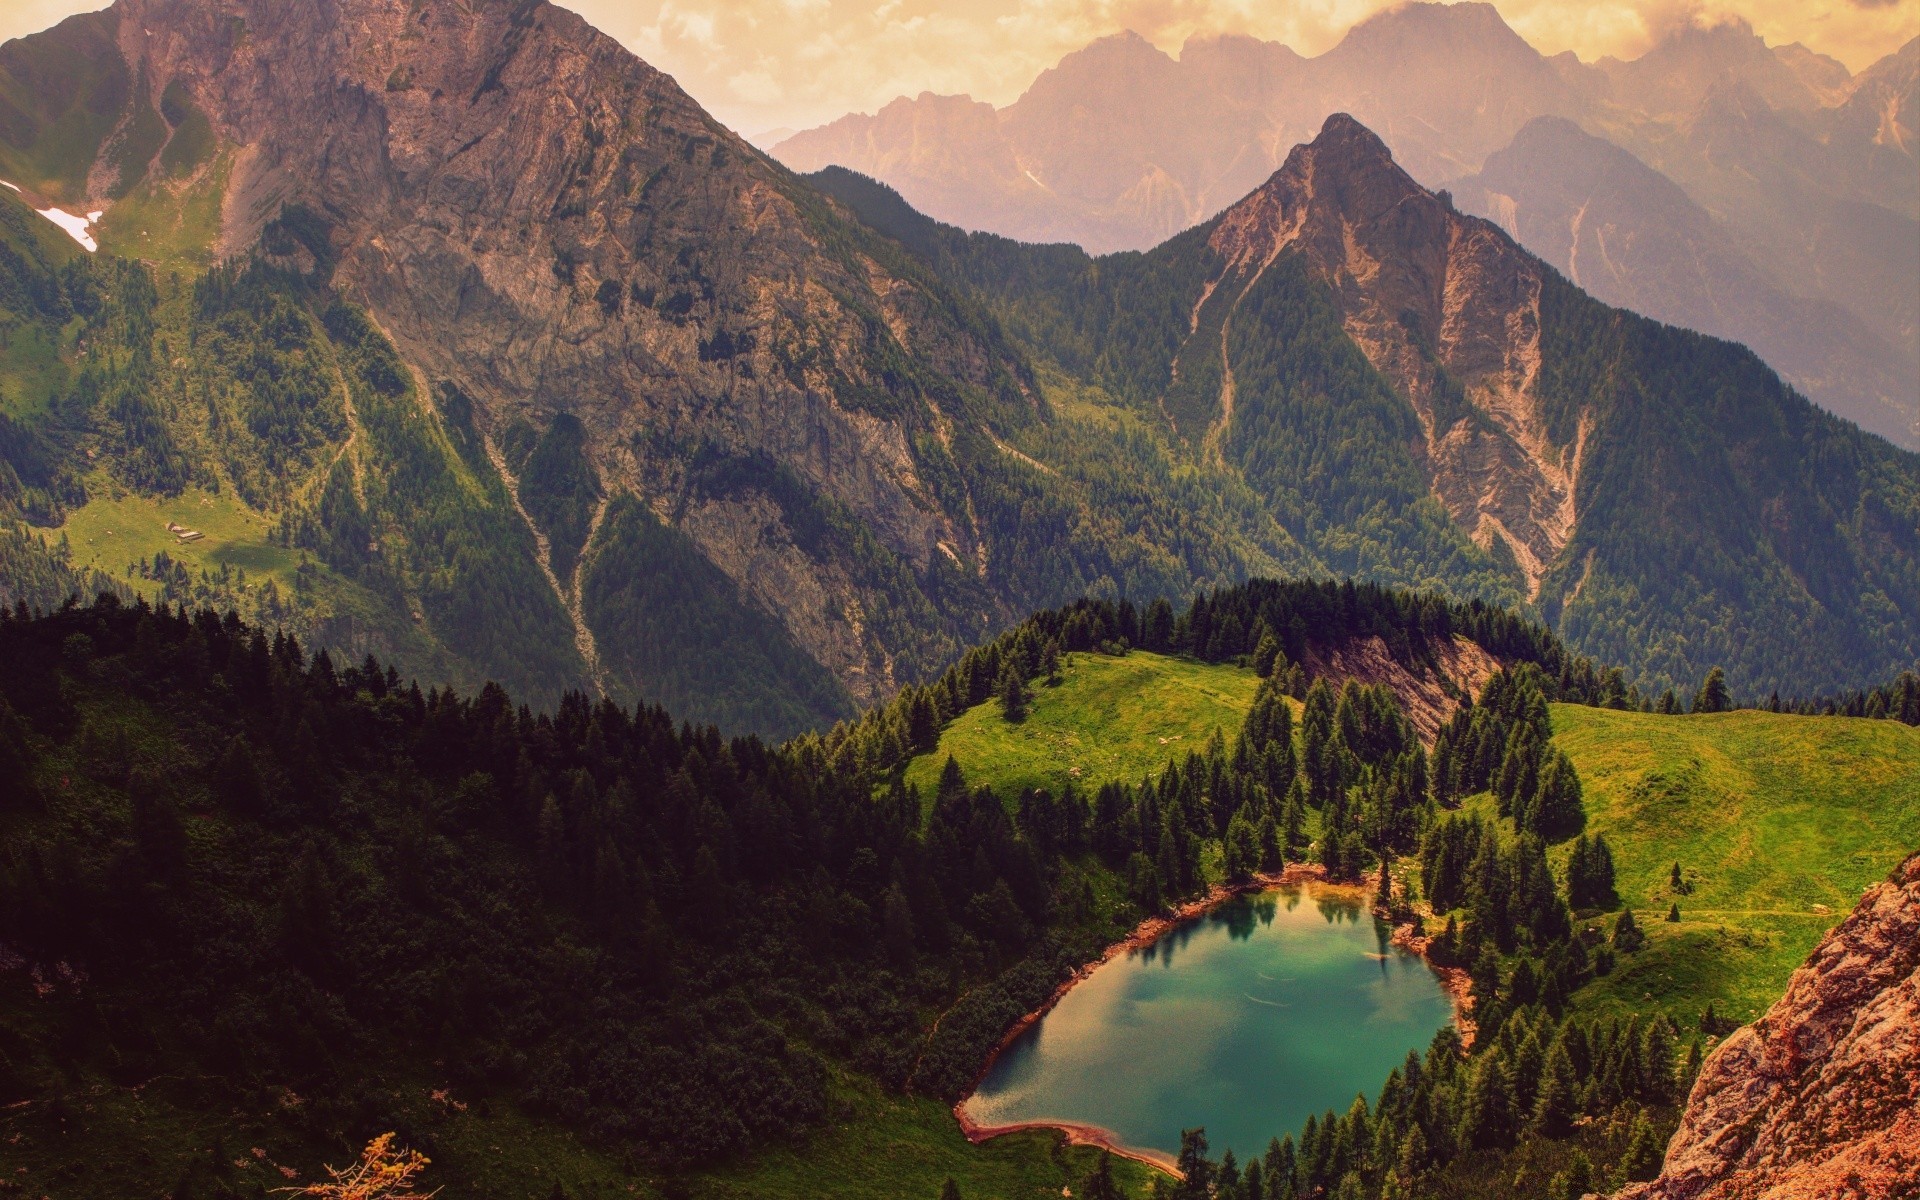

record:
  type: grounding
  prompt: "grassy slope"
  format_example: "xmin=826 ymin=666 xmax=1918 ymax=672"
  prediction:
xmin=1552 ymin=704 xmax=1920 ymax=1025
xmin=904 ymin=650 xmax=1264 ymax=802
xmin=40 ymin=483 xmax=300 ymax=590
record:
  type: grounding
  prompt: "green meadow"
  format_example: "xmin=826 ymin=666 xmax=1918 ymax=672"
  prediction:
xmin=1551 ymin=704 xmax=1920 ymax=1024
xmin=903 ymin=649 xmax=1265 ymax=803
xmin=39 ymin=483 xmax=301 ymax=594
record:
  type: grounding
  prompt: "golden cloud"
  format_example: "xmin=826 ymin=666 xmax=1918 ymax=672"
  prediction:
xmin=3 ymin=0 xmax=1914 ymax=137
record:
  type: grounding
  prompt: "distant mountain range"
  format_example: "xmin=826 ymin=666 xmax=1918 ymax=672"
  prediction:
xmin=772 ymin=6 xmax=1920 ymax=448
xmin=0 ymin=0 xmax=1913 ymax=737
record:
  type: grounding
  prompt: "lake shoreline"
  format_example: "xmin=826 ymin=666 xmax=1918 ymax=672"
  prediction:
xmin=953 ymin=861 xmax=1364 ymax=1177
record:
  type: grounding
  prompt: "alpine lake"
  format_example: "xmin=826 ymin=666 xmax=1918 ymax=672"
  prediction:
xmin=961 ymin=884 xmax=1458 ymax=1166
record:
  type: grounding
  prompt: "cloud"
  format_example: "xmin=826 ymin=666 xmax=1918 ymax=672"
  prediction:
xmin=2 ymin=0 xmax=1913 ymax=138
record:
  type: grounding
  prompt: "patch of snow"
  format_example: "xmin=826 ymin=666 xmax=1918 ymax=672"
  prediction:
xmin=0 ymin=178 xmax=100 ymax=252
xmin=36 ymin=205 xmax=98 ymax=252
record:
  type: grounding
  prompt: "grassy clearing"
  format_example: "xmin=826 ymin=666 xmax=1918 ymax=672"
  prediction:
xmin=95 ymin=151 xmax=231 ymax=270
xmin=1551 ymin=704 xmax=1920 ymax=1025
xmin=694 ymin=1073 xmax=1157 ymax=1200
xmin=37 ymin=483 xmax=301 ymax=593
xmin=904 ymin=650 xmax=1263 ymax=803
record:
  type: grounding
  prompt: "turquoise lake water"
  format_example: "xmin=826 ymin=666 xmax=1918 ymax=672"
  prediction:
xmin=961 ymin=886 xmax=1456 ymax=1162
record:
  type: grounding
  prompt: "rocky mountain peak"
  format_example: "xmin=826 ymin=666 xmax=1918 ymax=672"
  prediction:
xmin=1206 ymin=113 xmax=1582 ymax=593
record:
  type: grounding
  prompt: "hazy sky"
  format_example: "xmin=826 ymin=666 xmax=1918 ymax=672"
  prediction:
xmin=4 ymin=0 xmax=1915 ymax=136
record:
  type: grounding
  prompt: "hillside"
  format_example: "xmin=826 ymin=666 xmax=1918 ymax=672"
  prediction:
xmin=0 ymin=577 xmax=1570 ymax=1199
xmin=1 ymin=0 xmax=1913 ymax=738
xmin=1551 ymin=705 xmax=1920 ymax=1024
xmin=902 ymin=650 xmax=1265 ymax=804
xmin=812 ymin=115 xmax=1920 ymax=700
xmin=1612 ymin=853 xmax=1920 ymax=1200
xmin=0 ymin=0 xmax=1335 ymax=738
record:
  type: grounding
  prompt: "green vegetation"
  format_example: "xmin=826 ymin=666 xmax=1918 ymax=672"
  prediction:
xmin=40 ymin=484 xmax=299 ymax=590
xmin=812 ymin=164 xmax=1920 ymax=701
xmin=904 ymin=650 xmax=1263 ymax=804
xmin=1552 ymin=704 xmax=1920 ymax=1024
xmin=696 ymin=1076 xmax=1156 ymax=1200
xmin=0 ymin=10 xmax=131 ymax=203
xmin=94 ymin=151 xmax=233 ymax=270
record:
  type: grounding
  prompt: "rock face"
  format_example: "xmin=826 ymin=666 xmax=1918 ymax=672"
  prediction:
xmin=1204 ymin=115 xmax=1580 ymax=594
xmin=1615 ymin=854 xmax=1920 ymax=1200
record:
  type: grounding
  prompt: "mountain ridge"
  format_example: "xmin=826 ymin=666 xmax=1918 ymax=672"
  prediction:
xmin=772 ymin=6 xmax=1920 ymax=445
xmin=812 ymin=112 xmax=1920 ymax=696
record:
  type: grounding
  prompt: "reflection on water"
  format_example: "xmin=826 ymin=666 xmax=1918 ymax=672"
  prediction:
xmin=963 ymin=884 xmax=1455 ymax=1162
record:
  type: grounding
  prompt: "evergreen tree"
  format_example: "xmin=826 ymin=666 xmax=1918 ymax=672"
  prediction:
xmin=1533 ymin=1037 xmax=1579 ymax=1136
xmin=1666 ymin=902 xmax=1681 ymax=923
xmin=998 ymin=663 xmax=1029 ymax=722
xmin=1691 ymin=667 xmax=1730 ymax=714
xmin=1079 ymin=1154 xmax=1124 ymax=1200
xmin=1253 ymin=633 xmax=1281 ymax=678
xmin=1613 ymin=908 xmax=1646 ymax=953
xmin=1549 ymin=1150 xmax=1595 ymax=1200
xmin=1619 ymin=1114 xmax=1664 ymax=1183
xmin=939 ymin=1178 xmax=962 ymax=1200
xmin=1172 ymin=1129 xmax=1214 ymax=1199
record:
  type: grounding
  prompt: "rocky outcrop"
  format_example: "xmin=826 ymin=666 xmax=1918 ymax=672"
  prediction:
xmin=1614 ymin=853 xmax=1920 ymax=1200
xmin=1205 ymin=115 xmax=1584 ymax=595
xmin=1302 ymin=634 xmax=1499 ymax=743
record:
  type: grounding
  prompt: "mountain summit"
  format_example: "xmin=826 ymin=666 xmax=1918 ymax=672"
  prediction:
xmin=1202 ymin=114 xmax=1578 ymax=590
xmin=3 ymin=0 xmax=1268 ymax=731
xmin=817 ymin=112 xmax=1920 ymax=694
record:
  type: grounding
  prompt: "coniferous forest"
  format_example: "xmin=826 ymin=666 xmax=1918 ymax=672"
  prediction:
xmin=4 ymin=582 xmax=1913 ymax=1196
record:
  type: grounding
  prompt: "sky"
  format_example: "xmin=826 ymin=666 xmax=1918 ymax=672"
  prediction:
xmin=3 ymin=0 xmax=1914 ymax=137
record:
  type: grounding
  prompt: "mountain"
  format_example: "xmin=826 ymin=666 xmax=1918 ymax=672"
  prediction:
xmin=1456 ymin=116 xmax=1917 ymax=447
xmin=773 ymin=9 xmax=1920 ymax=443
xmin=1615 ymin=852 xmax=1920 ymax=1200
xmin=773 ymin=3 xmax=1586 ymax=254
xmin=814 ymin=114 xmax=1920 ymax=696
xmin=0 ymin=0 xmax=1318 ymax=737
xmin=0 ymin=0 xmax=1913 ymax=731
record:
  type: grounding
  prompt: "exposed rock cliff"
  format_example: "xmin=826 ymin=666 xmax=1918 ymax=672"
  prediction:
xmin=1204 ymin=114 xmax=1581 ymax=594
xmin=1615 ymin=853 xmax=1920 ymax=1200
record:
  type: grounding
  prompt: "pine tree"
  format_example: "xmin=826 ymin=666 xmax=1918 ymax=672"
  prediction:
xmin=1549 ymin=1150 xmax=1595 ymax=1200
xmin=1691 ymin=667 xmax=1730 ymax=714
xmin=1080 ymin=1154 xmax=1124 ymax=1200
xmin=1613 ymin=908 xmax=1646 ymax=953
xmin=939 ymin=1178 xmax=963 ymax=1200
xmin=1533 ymin=1037 xmax=1578 ymax=1136
xmin=1619 ymin=1114 xmax=1664 ymax=1183
xmin=998 ymin=663 xmax=1029 ymax=722
xmin=1253 ymin=633 xmax=1281 ymax=678
xmin=1172 ymin=1129 xmax=1214 ymax=1199
xmin=1666 ymin=902 xmax=1681 ymax=923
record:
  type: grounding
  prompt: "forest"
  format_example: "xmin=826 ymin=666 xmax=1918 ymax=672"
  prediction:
xmin=6 ymin=576 xmax=1911 ymax=1197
